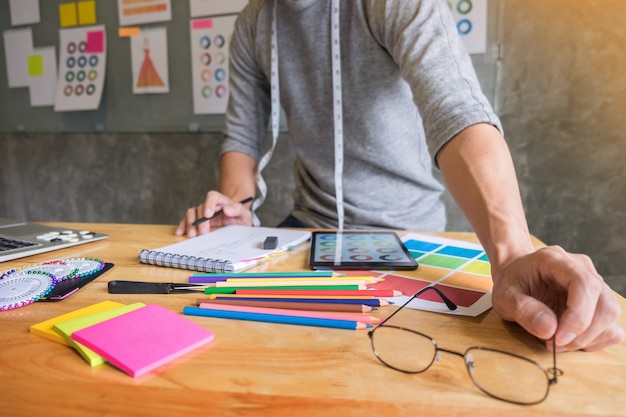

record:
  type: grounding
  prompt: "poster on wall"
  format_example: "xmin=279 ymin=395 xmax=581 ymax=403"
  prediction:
xmin=117 ymin=0 xmax=172 ymax=26
xmin=54 ymin=25 xmax=107 ymax=111
xmin=9 ymin=0 xmax=41 ymax=27
xmin=130 ymin=27 xmax=169 ymax=94
xmin=189 ymin=0 xmax=248 ymax=18
xmin=447 ymin=0 xmax=487 ymax=54
xmin=190 ymin=15 xmax=236 ymax=114
xmin=3 ymin=28 xmax=57 ymax=107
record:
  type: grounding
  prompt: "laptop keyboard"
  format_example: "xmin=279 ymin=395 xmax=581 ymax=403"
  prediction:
xmin=0 ymin=237 xmax=38 ymax=252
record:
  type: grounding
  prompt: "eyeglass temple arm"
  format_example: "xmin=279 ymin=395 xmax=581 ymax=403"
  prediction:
xmin=380 ymin=286 xmax=458 ymax=324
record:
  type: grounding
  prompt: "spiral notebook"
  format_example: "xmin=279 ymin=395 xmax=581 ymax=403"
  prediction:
xmin=138 ymin=225 xmax=311 ymax=273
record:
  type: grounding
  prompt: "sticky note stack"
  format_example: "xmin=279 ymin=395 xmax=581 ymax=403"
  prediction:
xmin=30 ymin=302 xmax=214 ymax=377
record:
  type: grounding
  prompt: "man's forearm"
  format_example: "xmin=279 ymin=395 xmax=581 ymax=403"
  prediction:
xmin=436 ymin=123 xmax=535 ymax=274
xmin=218 ymin=151 xmax=259 ymax=201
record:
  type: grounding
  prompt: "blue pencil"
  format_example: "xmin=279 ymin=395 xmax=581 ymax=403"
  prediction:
xmin=212 ymin=296 xmax=391 ymax=307
xmin=182 ymin=306 xmax=371 ymax=330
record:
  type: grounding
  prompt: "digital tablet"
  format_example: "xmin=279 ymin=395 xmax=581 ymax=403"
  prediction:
xmin=309 ymin=231 xmax=418 ymax=270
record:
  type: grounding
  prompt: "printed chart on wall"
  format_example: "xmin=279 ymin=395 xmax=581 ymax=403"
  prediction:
xmin=130 ymin=27 xmax=169 ymax=94
xmin=190 ymin=15 xmax=236 ymax=114
xmin=364 ymin=233 xmax=493 ymax=317
xmin=54 ymin=25 xmax=107 ymax=112
xmin=189 ymin=0 xmax=248 ymax=18
xmin=447 ymin=0 xmax=487 ymax=54
xmin=117 ymin=0 xmax=171 ymax=26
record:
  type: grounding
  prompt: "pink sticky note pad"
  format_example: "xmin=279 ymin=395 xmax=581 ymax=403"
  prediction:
xmin=71 ymin=304 xmax=214 ymax=377
xmin=86 ymin=30 xmax=104 ymax=53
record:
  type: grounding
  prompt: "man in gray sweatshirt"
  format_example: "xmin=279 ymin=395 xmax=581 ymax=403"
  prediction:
xmin=177 ymin=0 xmax=623 ymax=352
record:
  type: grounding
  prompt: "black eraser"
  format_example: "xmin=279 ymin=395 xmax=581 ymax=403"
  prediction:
xmin=263 ymin=236 xmax=278 ymax=250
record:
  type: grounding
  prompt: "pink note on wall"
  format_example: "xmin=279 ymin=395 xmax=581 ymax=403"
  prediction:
xmin=71 ymin=304 xmax=214 ymax=377
xmin=86 ymin=30 xmax=104 ymax=53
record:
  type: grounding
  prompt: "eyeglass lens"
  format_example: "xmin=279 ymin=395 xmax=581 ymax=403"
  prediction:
xmin=371 ymin=326 xmax=552 ymax=405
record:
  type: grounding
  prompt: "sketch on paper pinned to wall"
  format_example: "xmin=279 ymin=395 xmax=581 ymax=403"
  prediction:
xmin=130 ymin=27 xmax=169 ymax=95
xmin=189 ymin=0 xmax=248 ymax=18
xmin=189 ymin=15 xmax=236 ymax=115
xmin=446 ymin=0 xmax=487 ymax=54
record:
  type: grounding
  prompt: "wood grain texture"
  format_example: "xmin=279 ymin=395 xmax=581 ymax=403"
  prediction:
xmin=0 ymin=223 xmax=624 ymax=417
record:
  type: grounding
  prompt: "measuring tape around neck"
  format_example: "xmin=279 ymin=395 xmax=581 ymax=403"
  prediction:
xmin=256 ymin=0 xmax=345 ymax=229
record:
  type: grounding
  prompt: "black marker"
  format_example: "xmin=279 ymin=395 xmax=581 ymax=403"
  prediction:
xmin=192 ymin=197 xmax=254 ymax=227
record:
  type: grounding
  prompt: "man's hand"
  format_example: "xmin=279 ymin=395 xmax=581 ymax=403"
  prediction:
xmin=175 ymin=191 xmax=253 ymax=237
xmin=491 ymin=245 xmax=624 ymax=352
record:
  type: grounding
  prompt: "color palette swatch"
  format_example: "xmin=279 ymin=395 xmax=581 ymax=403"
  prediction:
xmin=190 ymin=15 xmax=236 ymax=114
xmin=54 ymin=25 xmax=106 ymax=111
xmin=368 ymin=233 xmax=492 ymax=316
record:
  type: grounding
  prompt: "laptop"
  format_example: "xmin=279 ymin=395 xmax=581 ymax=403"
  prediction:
xmin=0 ymin=218 xmax=108 ymax=262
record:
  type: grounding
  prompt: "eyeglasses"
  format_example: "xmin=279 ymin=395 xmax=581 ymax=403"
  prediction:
xmin=367 ymin=286 xmax=562 ymax=405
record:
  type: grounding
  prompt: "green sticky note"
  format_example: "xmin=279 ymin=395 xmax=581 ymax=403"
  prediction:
xmin=27 ymin=54 xmax=44 ymax=77
xmin=53 ymin=302 xmax=146 ymax=367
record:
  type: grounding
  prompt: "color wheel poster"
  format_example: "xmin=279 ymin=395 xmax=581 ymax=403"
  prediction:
xmin=365 ymin=233 xmax=493 ymax=317
xmin=190 ymin=15 xmax=236 ymax=114
xmin=54 ymin=25 xmax=106 ymax=112
xmin=447 ymin=0 xmax=487 ymax=54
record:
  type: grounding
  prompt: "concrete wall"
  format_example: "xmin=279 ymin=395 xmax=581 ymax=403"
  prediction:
xmin=1 ymin=0 xmax=624 ymax=296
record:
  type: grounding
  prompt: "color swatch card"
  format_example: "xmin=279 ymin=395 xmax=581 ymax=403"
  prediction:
xmin=54 ymin=302 xmax=146 ymax=367
xmin=54 ymin=25 xmax=107 ymax=111
xmin=30 ymin=300 xmax=124 ymax=346
xmin=367 ymin=233 xmax=492 ymax=317
xmin=190 ymin=15 xmax=236 ymax=114
xmin=71 ymin=304 xmax=215 ymax=377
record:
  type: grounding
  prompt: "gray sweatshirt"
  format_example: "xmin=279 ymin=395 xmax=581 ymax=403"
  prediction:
xmin=221 ymin=0 xmax=502 ymax=230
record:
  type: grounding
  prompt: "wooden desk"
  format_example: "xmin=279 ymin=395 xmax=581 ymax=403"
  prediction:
xmin=1 ymin=223 xmax=624 ymax=417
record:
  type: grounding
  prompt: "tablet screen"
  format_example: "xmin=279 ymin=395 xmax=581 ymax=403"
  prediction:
xmin=309 ymin=231 xmax=418 ymax=270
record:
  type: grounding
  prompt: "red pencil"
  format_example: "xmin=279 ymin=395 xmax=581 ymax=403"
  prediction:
xmin=235 ymin=289 xmax=402 ymax=297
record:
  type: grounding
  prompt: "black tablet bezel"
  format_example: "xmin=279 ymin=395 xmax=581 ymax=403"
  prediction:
xmin=308 ymin=231 xmax=418 ymax=270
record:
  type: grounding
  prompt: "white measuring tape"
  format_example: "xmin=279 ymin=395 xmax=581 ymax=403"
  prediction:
xmin=255 ymin=0 xmax=344 ymax=230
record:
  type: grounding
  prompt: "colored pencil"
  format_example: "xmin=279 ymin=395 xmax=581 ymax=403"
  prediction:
xmin=197 ymin=303 xmax=381 ymax=324
xmin=203 ymin=285 xmax=364 ymax=295
xmin=211 ymin=296 xmax=391 ymax=307
xmin=235 ymin=289 xmax=402 ymax=297
xmin=195 ymin=299 xmax=375 ymax=313
xmin=213 ymin=279 xmax=375 ymax=288
xmin=211 ymin=293 xmax=382 ymax=299
xmin=189 ymin=271 xmax=335 ymax=282
xmin=183 ymin=306 xmax=371 ymax=330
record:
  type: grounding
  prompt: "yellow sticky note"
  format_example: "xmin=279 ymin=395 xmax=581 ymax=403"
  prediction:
xmin=59 ymin=3 xmax=78 ymax=28
xmin=78 ymin=0 xmax=97 ymax=25
xmin=27 ymin=54 xmax=44 ymax=77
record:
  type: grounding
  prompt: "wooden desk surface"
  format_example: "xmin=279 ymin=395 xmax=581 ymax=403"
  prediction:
xmin=1 ymin=223 xmax=624 ymax=417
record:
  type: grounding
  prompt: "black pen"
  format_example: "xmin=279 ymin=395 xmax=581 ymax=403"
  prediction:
xmin=192 ymin=197 xmax=254 ymax=227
